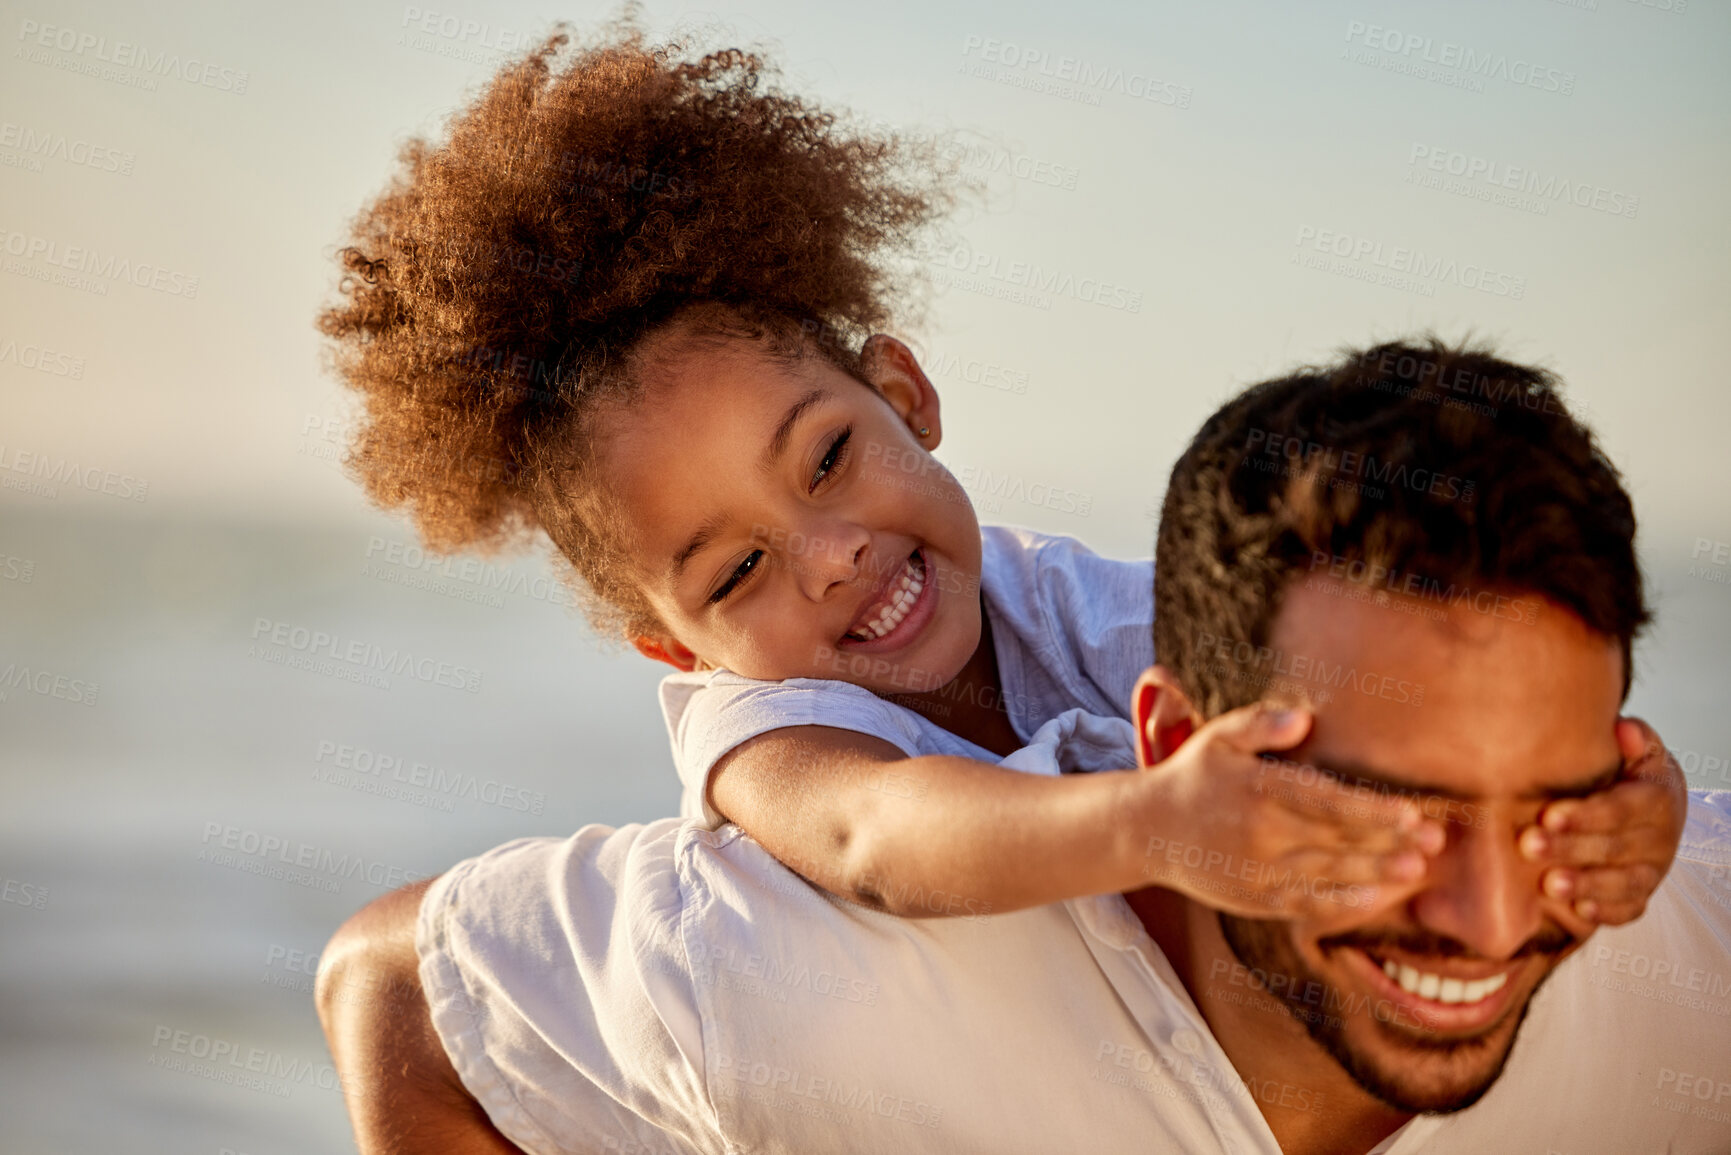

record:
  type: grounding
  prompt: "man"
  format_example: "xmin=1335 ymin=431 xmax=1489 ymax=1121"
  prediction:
xmin=319 ymin=339 xmax=1724 ymax=1153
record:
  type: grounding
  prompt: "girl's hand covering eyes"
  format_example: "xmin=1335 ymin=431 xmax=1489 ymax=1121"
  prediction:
xmin=1135 ymin=704 xmax=1446 ymax=920
xmin=1518 ymin=716 xmax=1686 ymax=926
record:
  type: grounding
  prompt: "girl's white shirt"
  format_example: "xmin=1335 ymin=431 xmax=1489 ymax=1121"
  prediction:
xmin=658 ymin=524 xmax=1155 ymax=826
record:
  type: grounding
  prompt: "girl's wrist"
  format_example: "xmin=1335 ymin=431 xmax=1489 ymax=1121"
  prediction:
xmin=1110 ymin=768 xmax=1176 ymax=894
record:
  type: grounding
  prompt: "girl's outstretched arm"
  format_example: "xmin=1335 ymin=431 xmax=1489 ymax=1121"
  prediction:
xmin=709 ymin=726 xmax=1161 ymax=918
xmin=710 ymin=707 xmax=1446 ymax=921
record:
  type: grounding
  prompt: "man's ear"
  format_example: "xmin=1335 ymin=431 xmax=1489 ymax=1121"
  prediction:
xmin=632 ymin=635 xmax=701 ymax=672
xmin=1131 ymin=665 xmax=1201 ymax=768
xmin=860 ymin=334 xmax=942 ymax=449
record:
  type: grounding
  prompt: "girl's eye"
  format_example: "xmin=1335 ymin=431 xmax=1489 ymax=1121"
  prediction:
xmin=709 ymin=549 xmax=764 ymax=604
xmin=810 ymin=427 xmax=852 ymax=492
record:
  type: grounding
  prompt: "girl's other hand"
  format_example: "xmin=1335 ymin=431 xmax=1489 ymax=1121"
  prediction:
xmin=1518 ymin=716 xmax=1686 ymax=926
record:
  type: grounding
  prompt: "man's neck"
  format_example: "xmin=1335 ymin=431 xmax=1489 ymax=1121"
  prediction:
xmin=1123 ymin=888 xmax=1413 ymax=1155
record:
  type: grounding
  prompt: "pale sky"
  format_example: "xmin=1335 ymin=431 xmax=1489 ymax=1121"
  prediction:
xmin=3 ymin=0 xmax=1727 ymax=564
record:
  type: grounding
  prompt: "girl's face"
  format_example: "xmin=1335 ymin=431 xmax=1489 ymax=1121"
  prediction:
xmin=603 ymin=333 xmax=984 ymax=695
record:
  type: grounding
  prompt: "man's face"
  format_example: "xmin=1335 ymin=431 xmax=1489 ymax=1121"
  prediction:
xmin=1212 ymin=577 xmax=1624 ymax=1113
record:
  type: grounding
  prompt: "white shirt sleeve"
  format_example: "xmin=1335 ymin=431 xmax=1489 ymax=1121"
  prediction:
xmin=661 ymin=673 xmax=931 ymax=829
xmin=1028 ymin=531 xmax=1155 ymax=721
xmin=416 ymin=821 xmax=727 ymax=1155
xmin=979 ymin=527 xmax=1153 ymax=730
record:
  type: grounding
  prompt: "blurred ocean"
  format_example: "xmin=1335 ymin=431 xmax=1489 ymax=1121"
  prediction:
xmin=1 ymin=505 xmax=1727 ymax=1153
xmin=0 ymin=504 xmax=679 ymax=1154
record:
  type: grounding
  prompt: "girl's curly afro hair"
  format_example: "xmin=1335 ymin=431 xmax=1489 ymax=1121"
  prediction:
xmin=317 ymin=21 xmax=948 ymax=637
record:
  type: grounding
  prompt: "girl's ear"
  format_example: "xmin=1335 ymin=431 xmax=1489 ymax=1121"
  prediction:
xmin=860 ymin=334 xmax=942 ymax=450
xmin=632 ymin=636 xmax=701 ymax=672
xmin=1132 ymin=665 xmax=1202 ymax=768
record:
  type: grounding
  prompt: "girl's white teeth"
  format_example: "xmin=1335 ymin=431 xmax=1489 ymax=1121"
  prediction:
xmin=849 ymin=556 xmax=924 ymax=641
xmin=1381 ymin=958 xmax=1509 ymax=1004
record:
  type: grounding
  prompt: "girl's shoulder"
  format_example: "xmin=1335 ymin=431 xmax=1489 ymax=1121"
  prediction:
xmin=978 ymin=524 xmax=1152 ymax=624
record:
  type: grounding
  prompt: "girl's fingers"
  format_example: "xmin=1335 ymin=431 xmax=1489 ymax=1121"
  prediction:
xmin=1536 ymin=780 xmax=1668 ymax=837
xmin=1253 ymin=763 xmax=1424 ymax=832
xmin=1261 ymin=780 xmax=1445 ymax=856
xmin=1277 ymin=848 xmax=1416 ymax=888
xmin=1544 ymin=864 xmax=1661 ymax=926
xmin=1524 ymin=811 xmax=1673 ymax=867
xmin=1615 ymin=716 xmax=1677 ymax=784
xmin=1207 ymin=702 xmax=1314 ymax=756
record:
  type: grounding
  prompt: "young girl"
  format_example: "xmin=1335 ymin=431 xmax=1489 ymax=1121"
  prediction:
xmin=319 ymin=26 xmax=1671 ymax=926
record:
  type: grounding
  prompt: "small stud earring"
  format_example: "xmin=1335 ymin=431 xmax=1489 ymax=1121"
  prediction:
xmin=918 ymin=426 xmax=930 ymax=438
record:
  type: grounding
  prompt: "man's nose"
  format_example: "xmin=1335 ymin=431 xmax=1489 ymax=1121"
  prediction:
xmin=1409 ymin=814 xmax=1546 ymax=962
xmin=784 ymin=521 xmax=869 ymax=600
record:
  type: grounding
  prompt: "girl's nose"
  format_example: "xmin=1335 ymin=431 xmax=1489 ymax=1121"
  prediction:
xmin=789 ymin=523 xmax=869 ymax=600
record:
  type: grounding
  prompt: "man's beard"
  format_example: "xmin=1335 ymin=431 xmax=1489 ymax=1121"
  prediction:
xmin=1216 ymin=912 xmax=1574 ymax=1114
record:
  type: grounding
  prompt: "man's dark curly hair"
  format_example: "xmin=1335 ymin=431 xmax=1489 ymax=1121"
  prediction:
xmin=1153 ymin=337 xmax=1648 ymax=719
xmin=317 ymin=21 xmax=947 ymax=637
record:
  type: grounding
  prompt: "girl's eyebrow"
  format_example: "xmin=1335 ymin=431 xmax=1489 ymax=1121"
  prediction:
xmin=670 ymin=387 xmax=831 ymax=582
xmin=760 ymin=388 xmax=830 ymax=472
xmin=670 ymin=513 xmax=726 ymax=582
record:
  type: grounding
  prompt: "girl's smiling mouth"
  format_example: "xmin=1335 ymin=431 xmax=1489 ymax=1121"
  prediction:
xmin=840 ymin=550 xmax=934 ymax=651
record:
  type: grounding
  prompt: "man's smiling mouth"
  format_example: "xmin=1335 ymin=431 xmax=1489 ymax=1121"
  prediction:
xmin=1375 ymin=958 xmax=1510 ymax=1005
xmin=843 ymin=551 xmax=926 ymax=642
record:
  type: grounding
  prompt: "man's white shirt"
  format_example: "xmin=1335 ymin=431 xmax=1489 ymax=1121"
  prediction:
xmin=418 ymin=715 xmax=1731 ymax=1153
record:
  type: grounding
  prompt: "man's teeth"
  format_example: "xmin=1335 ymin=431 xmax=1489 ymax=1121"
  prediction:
xmin=1381 ymin=959 xmax=1509 ymax=1004
xmin=848 ymin=556 xmax=924 ymax=641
